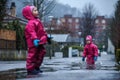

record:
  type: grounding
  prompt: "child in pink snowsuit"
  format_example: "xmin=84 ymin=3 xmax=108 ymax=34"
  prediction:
xmin=82 ymin=35 xmax=98 ymax=69
xmin=22 ymin=5 xmax=48 ymax=75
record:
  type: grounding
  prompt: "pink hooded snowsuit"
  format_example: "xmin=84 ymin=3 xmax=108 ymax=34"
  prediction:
xmin=82 ymin=35 xmax=98 ymax=66
xmin=22 ymin=5 xmax=47 ymax=71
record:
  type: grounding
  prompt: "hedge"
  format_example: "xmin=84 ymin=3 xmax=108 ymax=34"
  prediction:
xmin=116 ymin=49 xmax=120 ymax=64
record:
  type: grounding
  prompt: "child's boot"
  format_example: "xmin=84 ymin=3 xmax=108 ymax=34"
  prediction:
xmin=27 ymin=69 xmax=39 ymax=75
xmin=35 ymin=67 xmax=43 ymax=73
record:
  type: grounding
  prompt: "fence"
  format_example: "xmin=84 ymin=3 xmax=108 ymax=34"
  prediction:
xmin=0 ymin=39 xmax=16 ymax=49
xmin=0 ymin=50 xmax=27 ymax=61
xmin=0 ymin=29 xmax=16 ymax=40
xmin=0 ymin=29 xmax=16 ymax=50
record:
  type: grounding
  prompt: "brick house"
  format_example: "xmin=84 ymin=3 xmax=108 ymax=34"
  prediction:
xmin=48 ymin=15 xmax=82 ymax=43
xmin=94 ymin=16 xmax=108 ymax=50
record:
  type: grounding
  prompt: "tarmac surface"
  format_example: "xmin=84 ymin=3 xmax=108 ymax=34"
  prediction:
xmin=0 ymin=53 xmax=120 ymax=80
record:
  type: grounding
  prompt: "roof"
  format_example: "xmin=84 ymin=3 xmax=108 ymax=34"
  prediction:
xmin=3 ymin=14 xmax=27 ymax=25
xmin=48 ymin=34 xmax=69 ymax=42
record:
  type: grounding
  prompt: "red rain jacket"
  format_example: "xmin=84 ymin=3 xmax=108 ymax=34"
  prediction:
xmin=22 ymin=5 xmax=47 ymax=48
xmin=83 ymin=35 xmax=98 ymax=64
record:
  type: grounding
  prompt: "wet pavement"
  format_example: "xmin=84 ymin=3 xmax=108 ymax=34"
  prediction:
xmin=0 ymin=54 xmax=120 ymax=80
xmin=0 ymin=61 xmax=26 ymax=71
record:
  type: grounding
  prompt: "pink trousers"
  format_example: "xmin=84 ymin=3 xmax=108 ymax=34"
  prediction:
xmin=26 ymin=45 xmax=46 ymax=71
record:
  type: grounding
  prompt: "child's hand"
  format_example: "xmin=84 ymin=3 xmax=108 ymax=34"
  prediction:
xmin=33 ymin=39 xmax=40 ymax=47
xmin=94 ymin=56 xmax=97 ymax=61
xmin=47 ymin=37 xmax=53 ymax=44
xmin=82 ymin=57 xmax=85 ymax=61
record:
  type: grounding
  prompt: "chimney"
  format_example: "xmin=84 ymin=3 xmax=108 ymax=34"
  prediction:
xmin=10 ymin=2 xmax=16 ymax=17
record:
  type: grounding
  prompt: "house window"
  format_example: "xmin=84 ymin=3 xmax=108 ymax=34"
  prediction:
xmin=95 ymin=19 xmax=99 ymax=24
xmin=61 ymin=18 xmax=65 ymax=22
xmin=102 ymin=25 xmax=106 ymax=29
xmin=57 ymin=19 xmax=61 ymax=25
xmin=102 ymin=19 xmax=106 ymax=24
xmin=68 ymin=18 xmax=72 ymax=23
xmin=75 ymin=25 xmax=79 ymax=29
xmin=75 ymin=19 xmax=79 ymax=23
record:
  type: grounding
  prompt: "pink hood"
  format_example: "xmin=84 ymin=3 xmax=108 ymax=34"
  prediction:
xmin=22 ymin=5 xmax=48 ymax=48
xmin=86 ymin=35 xmax=92 ymax=43
xmin=22 ymin=5 xmax=35 ymax=20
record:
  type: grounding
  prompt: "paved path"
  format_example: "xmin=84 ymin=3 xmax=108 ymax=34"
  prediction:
xmin=0 ymin=54 xmax=120 ymax=80
xmin=17 ymin=70 xmax=120 ymax=80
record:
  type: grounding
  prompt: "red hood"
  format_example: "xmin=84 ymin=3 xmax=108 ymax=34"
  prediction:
xmin=22 ymin=5 xmax=35 ymax=20
xmin=86 ymin=35 xmax=93 ymax=43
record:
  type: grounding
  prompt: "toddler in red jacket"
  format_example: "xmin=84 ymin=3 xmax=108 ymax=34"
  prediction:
xmin=22 ymin=5 xmax=48 ymax=75
xmin=82 ymin=35 xmax=98 ymax=69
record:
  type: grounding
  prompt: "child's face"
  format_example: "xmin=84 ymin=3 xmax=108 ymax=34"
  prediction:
xmin=86 ymin=40 xmax=91 ymax=44
xmin=32 ymin=7 xmax=39 ymax=17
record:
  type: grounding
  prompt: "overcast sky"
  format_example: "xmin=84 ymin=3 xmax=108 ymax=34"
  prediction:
xmin=57 ymin=0 xmax=118 ymax=16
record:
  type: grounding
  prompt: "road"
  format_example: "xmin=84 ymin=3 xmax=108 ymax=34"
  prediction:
xmin=0 ymin=54 xmax=120 ymax=80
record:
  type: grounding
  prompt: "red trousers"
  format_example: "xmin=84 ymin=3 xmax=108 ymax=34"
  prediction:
xmin=26 ymin=45 xmax=46 ymax=71
xmin=86 ymin=56 xmax=95 ymax=69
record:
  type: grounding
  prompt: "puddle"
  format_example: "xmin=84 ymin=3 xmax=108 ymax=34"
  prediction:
xmin=0 ymin=69 xmax=26 ymax=80
xmin=0 ymin=67 xmax=58 ymax=80
xmin=0 ymin=62 xmax=119 ymax=80
xmin=72 ymin=62 xmax=119 ymax=70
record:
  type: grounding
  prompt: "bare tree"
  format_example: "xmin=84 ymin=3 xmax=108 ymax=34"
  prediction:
xmin=0 ymin=0 xmax=8 ymax=23
xmin=32 ymin=0 xmax=56 ymax=19
xmin=81 ymin=3 xmax=98 ymax=45
xmin=110 ymin=0 xmax=120 ymax=49
xmin=109 ymin=0 xmax=120 ymax=63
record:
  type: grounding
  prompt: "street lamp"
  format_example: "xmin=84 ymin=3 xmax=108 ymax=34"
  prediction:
xmin=103 ymin=45 xmax=105 ymax=52
xmin=78 ymin=32 xmax=81 ymax=46
xmin=48 ymin=16 xmax=53 ymax=37
xmin=57 ymin=19 xmax=61 ymax=29
xmin=48 ymin=15 xmax=53 ymax=59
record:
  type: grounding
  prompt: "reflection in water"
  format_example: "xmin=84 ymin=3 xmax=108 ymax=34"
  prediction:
xmin=0 ymin=67 xmax=56 ymax=80
xmin=0 ymin=69 xmax=27 ymax=80
xmin=0 ymin=63 xmax=119 ymax=80
xmin=0 ymin=70 xmax=16 ymax=80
